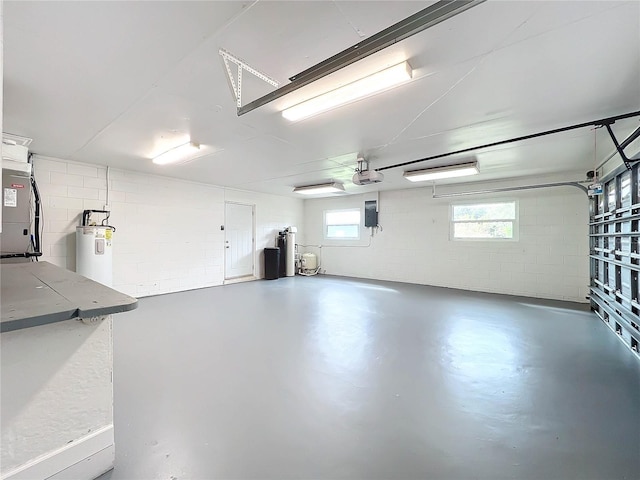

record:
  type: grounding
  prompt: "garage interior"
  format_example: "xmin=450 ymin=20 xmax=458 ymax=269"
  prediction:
xmin=1 ymin=1 xmax=639 ymax=479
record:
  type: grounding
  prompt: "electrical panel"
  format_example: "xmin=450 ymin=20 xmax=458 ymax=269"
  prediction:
xmin=365 ymin=200 xmax=378 ymax=227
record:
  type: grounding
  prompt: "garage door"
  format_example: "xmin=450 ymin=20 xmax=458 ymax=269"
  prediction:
xmin=590 ymin=165 xmax=640 ymax=356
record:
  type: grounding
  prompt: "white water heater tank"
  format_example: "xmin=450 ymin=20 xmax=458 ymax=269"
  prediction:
xmin=301 ymin=253 xmax=317 ymax=270
xmin=76 ymin=226 xmax=114 ymax=287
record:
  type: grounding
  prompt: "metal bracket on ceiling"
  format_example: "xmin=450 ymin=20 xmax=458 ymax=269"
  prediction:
xmin=600 ymin=121 xmax=640 ymax=170
xmin=219 ymin=49 xmax=279 ymax=110
xmin=355 ymin=156 xmax=369 ymax=173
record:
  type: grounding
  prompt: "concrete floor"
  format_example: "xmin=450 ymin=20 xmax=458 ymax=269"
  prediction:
xmin=99 ymin=276 xmax=640 ymax=480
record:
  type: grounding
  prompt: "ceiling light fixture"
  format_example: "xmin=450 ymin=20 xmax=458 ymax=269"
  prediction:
xmin=152 ymin=141 xmax=201 ymax=165
xmin=282 ymin=61 xmax=413 ymax=121
xmin=403 ymin=162 xmax=479 ymax=182
xmin=293 ymin=182 xmax=345 ymax=195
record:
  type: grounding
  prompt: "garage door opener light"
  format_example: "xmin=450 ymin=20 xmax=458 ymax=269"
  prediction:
xmin=282 ymin=61 xmax=413 ymax=121
xmin=404 ymin=162 xmax=479 ymax=182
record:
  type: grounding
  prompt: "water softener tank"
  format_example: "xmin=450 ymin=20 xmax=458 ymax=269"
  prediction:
xmin=277 ymin=231 xmax=287 ymax=277
xmin=285 ymin=229 xmax=296 ymax=277
xmin=301 ymin=253 xmax=317 ymax=270
xmin=76 ymin=225 xmax=114 ymax=287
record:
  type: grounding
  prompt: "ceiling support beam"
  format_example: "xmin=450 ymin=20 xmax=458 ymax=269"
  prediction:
xmin=375 ymin=110 xmax=640 ymax=172
xmin=237 ymin=0 xmax=486 ymax=116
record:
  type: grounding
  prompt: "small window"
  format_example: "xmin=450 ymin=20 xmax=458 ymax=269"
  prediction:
xmin=325 ymin=209 xmax=360 ymax=239
xmin=451 ymin=201 xmax=517 ymax=240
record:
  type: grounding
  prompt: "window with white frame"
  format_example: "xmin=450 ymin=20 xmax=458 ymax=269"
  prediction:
xmin=451 ymin=201 xmax=518 ymax=240
xmin=324 ymin=209 xmax=361 ymax=239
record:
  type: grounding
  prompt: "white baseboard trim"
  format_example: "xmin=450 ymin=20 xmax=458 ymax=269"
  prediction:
xmin=47 ymin=444 xmax=114 ymax=480
xmin=224 ymin=275 xmax=257 ymax=285
xmin=1 ymin=425 xmax=114 ymax=480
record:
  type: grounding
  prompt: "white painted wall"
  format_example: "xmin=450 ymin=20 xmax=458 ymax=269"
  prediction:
xmin=1 ymin=317 xmax=113 ymax=477
xmin=32 ymin=156 xmax=304 ymax=297
xmin=1 ymin=0 xmax=3 ymax=230
xmin=303 ymin=177 xmax=590 ymax=303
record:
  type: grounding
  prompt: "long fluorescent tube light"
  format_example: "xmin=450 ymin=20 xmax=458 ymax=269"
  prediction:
xmin=152 ymin=141 xmax=200 ymax=165
xmin=282 ymin=61 xmax=412 ymax=121
xmin=293 ymin=182 xmax=345 ymax=195
xmin=403 ymin=162 xmax=479 ymax=182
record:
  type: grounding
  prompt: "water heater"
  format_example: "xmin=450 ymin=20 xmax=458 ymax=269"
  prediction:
xmin=76 ymin=225 xmax=114 ymax=286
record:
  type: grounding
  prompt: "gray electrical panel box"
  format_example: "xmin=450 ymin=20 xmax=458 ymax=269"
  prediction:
xmin=1 ymin=169 xmax=32 ymax=261
xmin=364 ymin=200 xmax=378 ymax=227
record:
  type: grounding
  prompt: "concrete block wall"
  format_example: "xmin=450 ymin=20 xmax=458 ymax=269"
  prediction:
xmin=33 ymin=155 xmax=304 ymax=297
xmin=303 ymin=178 xmax=590 ymax=303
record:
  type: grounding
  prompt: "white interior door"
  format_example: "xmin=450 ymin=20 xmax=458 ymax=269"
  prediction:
xmin=225 ymin=202 xmax=254 ymax=279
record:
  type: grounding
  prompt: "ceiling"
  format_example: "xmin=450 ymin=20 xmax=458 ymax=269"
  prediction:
xmin=3 ymin=1 xmax=640 ymax=197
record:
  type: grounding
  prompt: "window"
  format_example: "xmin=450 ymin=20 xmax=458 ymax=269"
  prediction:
xmin=325 ymin=209 xmax=361 ymax=239
xmin=451 ymin=201 xmax=517 ymax=240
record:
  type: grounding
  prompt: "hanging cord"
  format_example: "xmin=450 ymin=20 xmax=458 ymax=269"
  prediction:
xmin=30 ymin=175 xmax=42 ymax=256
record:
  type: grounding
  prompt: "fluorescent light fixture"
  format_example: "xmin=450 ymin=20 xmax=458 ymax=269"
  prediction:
xmin=403 ymin=162 xmax=480 ymax=182
xmin=293 ymin=182 xmax=345 ymax=195
xmin=282 ymin=61 xmax=413 ymax=121
xmin=152 ymin=141 xmax=200 ymax=165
